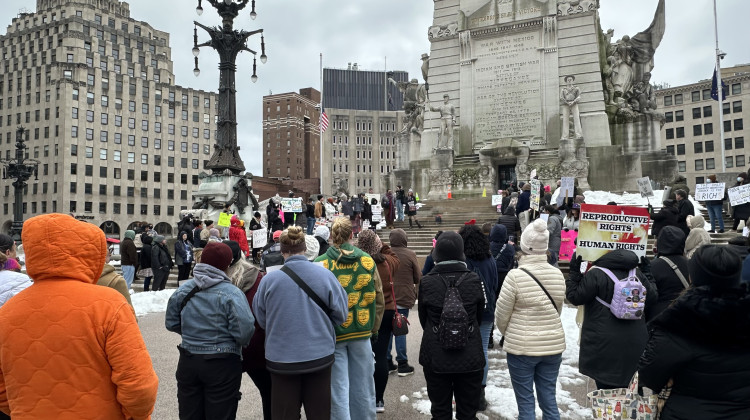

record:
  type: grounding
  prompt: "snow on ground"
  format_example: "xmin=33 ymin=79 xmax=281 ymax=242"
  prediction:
xmin=131 ymin=289 xmax=175 ymax=317
xmin=584 ymin=189 xmax=704 ymax=213
xmin=411 ymin=306 xmax=592 ymax=419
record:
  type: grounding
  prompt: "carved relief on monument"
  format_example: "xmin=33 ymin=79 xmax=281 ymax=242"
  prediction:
xmin=557 ymin=0 xmax=599 ymax=16
xmin=428 ymin=23 xmax=459 ymax=40
xmin=429 ymin=169 xmax=454 ymax=187
xmin=461 ymin=0 xmax=556 ymax=29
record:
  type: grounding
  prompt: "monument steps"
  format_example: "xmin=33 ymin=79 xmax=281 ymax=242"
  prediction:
xmin=453 ymin=154 xmax=480 ymax=166
xmin=529 ymin=149 xmax=559 ymax=161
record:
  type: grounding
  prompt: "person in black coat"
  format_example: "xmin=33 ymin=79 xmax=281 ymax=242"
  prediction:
xmin=496 ymin=206 xmax=521 ymax=243
xmin=731 ymin=172 xmax=750 ymax=231
xmin=418 ymin=231 xmax=486 ymax=420
xmin=139 ymin=234 xmax=154 ymax=291
xmin=151 ymin=235 xmax=173 ymax=291
xmin=674 ymin=189 xmax=694 ymax=236
xmin=726 ymin=235 xmax=750 ymax=260
xmin=648 ymin=199 xmax=679 ymax=238
xmin=646 ymin=226 xmax=689 ymax=323
xmin=566 ymin=249 xmax=657 ymax=389
xmin=638 ymin=245 xmax=750 ymax=420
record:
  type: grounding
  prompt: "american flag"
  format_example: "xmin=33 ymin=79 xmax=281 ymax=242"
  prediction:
xmin=319 ymin=105 xmax=329 ymax=133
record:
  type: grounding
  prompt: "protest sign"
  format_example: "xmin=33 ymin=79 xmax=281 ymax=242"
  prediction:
xmin=728 ymin=184 xmax=750 ymax=206
xmin=694 ymin=183 xmax=725 ymax=201
xmin=491 ymin=195 xmax=503 ymax=206
xmin=252 ymin=228 xmax=267 ymax=249
xmin=365 ymin=193 xmax=380 ymax=205
xmin=530 ymin=179 xmax=541 ymax=211
xmin=217 ymin=212 xmax=232 ymax=228
xmin=636 ymin=177 xmax=654 ymax=198
xmin=559 ymin=230 xmax=577 ymax=262
xmin=280 ymin=197 xmax=303 ymax=213
xmin=577 ymin=204 xmax=650 ymax=261
xmin=557 ymin=177 xmax=575 ymax=206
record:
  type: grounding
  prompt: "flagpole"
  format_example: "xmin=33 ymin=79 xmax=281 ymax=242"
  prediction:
xmin=320 ymin=52 xmax=324 ymax=193
xmin=714 ymin=0 xmax=726 ymax=172
xmin=384 ymin=56 xmax=387 ymax=111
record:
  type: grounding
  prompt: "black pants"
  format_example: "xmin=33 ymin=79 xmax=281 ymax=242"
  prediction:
xmin=424 ymin=369 xmax=483 ymax=420
xmin=269 ymin=366 xmax=332 ymax=420
xmin=595 ymin=380 xmax=627 ymax=390
xmin=176 ymin=347 xmax=242 ymax=420
xmin=178 ymin=263 xmax=192 ymax=281
xmin=373 ymin=310 xmax=395 ymax=401
xmin=0 ymin=411 xmax=9 ymax=420
xmin=247 ymin=368 xmax=272 ymax=420
xmin=152 ymin=269 xmax=169 ymax=291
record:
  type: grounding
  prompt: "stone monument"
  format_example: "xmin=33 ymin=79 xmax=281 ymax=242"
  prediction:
xmin=394 ymin=0 xmax=676 ymax=199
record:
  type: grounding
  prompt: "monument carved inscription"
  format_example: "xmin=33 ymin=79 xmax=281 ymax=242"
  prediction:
xmin=473 ymin=31 xmax=542 ymax=142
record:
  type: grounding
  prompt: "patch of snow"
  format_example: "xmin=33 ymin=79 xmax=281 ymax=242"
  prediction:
xmin=584 ymin=190 xmax=704 ymax=213
xmin=412 ymin=391 xmax=423 ymax=399
xmin=399 ymin=395 xmax=410 ymax=403
xmin=131 ymin=289 xmax=175 ymax=316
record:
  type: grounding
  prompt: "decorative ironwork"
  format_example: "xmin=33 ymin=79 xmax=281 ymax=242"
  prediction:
xmin=0 ymin=127 xmax=40 ymax=243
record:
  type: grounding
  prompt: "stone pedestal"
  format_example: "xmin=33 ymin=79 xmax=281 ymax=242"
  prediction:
xmin=187 ymin=173 xmax=257 ymax=224
xmin=426 ymin=149 xmax=454 ymax=200
xmin=610 ymin=118 xmax=663 ymax=154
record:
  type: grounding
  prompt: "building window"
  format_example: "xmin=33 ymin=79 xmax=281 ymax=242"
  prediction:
xmin=725 ymin=138 xmax=733 ymax=150
xmin=706 ymin=158 xmax=715 ymax=170
xmin=693 ymin=125 xmax=702 ymax=136
xmin=704 ymin=123 xmax=713 ymax=135
xmin=731 ymin=83 xmax=741 ymax=95
xmin=664 ymin=96 xmax=672 ymax=106
xmin=694 ymin=159 xmax=704 ymax=171
xmin=736 ymin=137 xmax=745 ymax=149
xmin=676 ymin=144 xmax=685 ymax=155
xmin=703 ymin=106 xmax=713 ymax=117
xmin=665 ymin=112 xmax=673 ymax=123
xmin=666 ymin=128 xmax=674 ymax=139
xmin=694 ymin=142 xmax=703 ymax=153
xmin=705 ymin=140 xmax=714 ymax=152
xmin=733 ymin=101 xmax=743 ymax=113
xmin=676 ymin=127 xmax=685 ymax=138
xmin=725 ymin=156 xmax=734 ymax=168
xmin=735 ymin=119 xmax=744 ymax=131
xmin=678 ymin=161 xmax=686 ymax=172
xmin=675 ymin=110 xmax=684 ymax=121
xmin=737 ymin=155 xmax=746 ymax=167
xmin=692 ymin=108 xmax=701 ymax=119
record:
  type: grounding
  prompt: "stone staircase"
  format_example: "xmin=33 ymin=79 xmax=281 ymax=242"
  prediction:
xmin=529 ymin=149 xmax=559 ymax=160
xmin=453 ymin=154 xmax=480 ymax=166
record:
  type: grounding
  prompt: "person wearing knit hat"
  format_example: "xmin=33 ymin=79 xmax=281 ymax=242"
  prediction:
xmin=150 ymin=235 xmax=173 ymax=291
xmin=356 ymin=229 xmax=383 ymax=256
xmin=260 ymin=230 xmax=285 ymax=271
xmin=688 ymin=245 xmax=742 ymax=290
xmin=120 ymin=230 xmax=138 ymax=289
xmin=418 ymin=230 xmax=486 ymax=418
xmin=314 ymin=225 xmax=330 ymax=257
xmin=496 ymin=217 xmax=565 ymax=419
xmin=166 ymin=241 xmax=255 ymax=419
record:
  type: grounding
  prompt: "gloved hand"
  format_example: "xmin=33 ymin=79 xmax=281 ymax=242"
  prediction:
xmin=568 ymin=254 xmax=583 ymax=283
xmin=639 ymin=256 xmax=652 ymax=278
xmin=647 ymin=204 xmax=653 ymax=213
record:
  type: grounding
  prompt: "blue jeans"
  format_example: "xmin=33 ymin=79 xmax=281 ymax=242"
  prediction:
xmin=479 ymin=321 xmax=493 ymax=386
xmin=707 ymin=203 xmax=725 ymax=231
xmin=306 ymin=217 xmax=316 ymax=235
xmin=506 ymin=353 xmax=562 ymax=420
xmin=387 ymin=308 xmax=409 ymax=362
xmin=121 ymin=265 xmax=135 ymax=289
xmin=396 ymin=199 xmax=404 ymax=221
xmin=547 ymin=251 xmax=559 ymax=268
xmin=331 ymin=339 xmax=376 ymax=420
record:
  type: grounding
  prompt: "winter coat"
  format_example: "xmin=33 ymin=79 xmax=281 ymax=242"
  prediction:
xmin=405 ymin=195 xmax=418 ymax=216
xmin=667 ymin=175 xmax=690 ymax=200
xmin=565 ymin=249 xmax=657 ymax=386
xmin=466 ymin=256 xmax=498 ymax=324
xmin=120 ymin=237 xmax=138 ymax=266
xmin=496 ymin=212 xmax=522 ymax=240
xmin=495 ymin=254 xmax=566 ymax=356
xmin=151 ymin=242 xmax=173 ymax=273
xmin=731 ymin=181 xmax=750 ymax=221
xmin=174 ymin=239 xmax=193 ymax=266
xmin=140 ymin=235 xmax=153 ymax=269
xmin=547 ymin=213 xmax=564 ymax=254
xmin=268 ymin=211 xmax=284 ymax=234
xmin=352 ymin=196 xmax=364 ymax=213
xmin=229 ymin=261 xmax=266 ymax=373
xmin=229 ymin=226 xmax=249 ymax=257
xmin=418 ymin=261 xmax=486 ymax=373
xmin=389 ymin=229 xmax=421 ymax=309
xmin=97 ymin=264 xmax=133 ymax=309
xmin=638 ymin=286 xmax=750 ymax=420
xmin=341 ymin=199 xmax=353 ymax=217
xmin=650 ymin=204 xmax=679 ymax=238
xmin=562 ymin=215 xmax=579 ymax=231
xmin=316 ymin=236 xmax=329 ymax=257
xmin=0 ymin=214 xmax=158 ymax=419
xmin=489 ymin=224 xmax=516 ymax=291
xmin=646 ymin=226 xmax=689 ymax=323
xmin=727 ymin=236 xmax=750 ymax=260
xmin=684 ymin=214 xmax=711 ymax=259
xmin=516 ymin=190 xmax=531 ymax=215
xmin=314 ymin=201 xmax=325 ymax=219
xmin=0 ymin=270 xmax=32 ymax=308
xmin=374 ymin=245 xmax=400 ymax=310
xmin=676 ymin=198 xmax=694 ymax=236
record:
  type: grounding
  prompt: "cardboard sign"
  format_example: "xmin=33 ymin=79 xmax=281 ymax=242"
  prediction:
xmin=491 ymin=195 xmax=503 ymax=206
xmin=217 ymin=212 xmax=232 ymax=228
xmin=365 ymin=194 xmax=380 ymax=205
xmin=558 ymin=177 xmax=575 ymax=206
xmin=252 ymin=228 xmax=267 ymax=249
xmin=577 ymin=204 xmax=650 ymax=261
xmin=371 ymin=204 xmax=382 ymax=222
xmin=728 ymin=184 xmax=750 ymax=206
xmin=694 ymin=183 xmax=726 ymax=201
xmin=530 ymin=179 xmax=542 ymax=211
xmin=280 ymin=197 xmax=303 ymax=213
xmin=636 ymin=177 xmax=654 ymax=198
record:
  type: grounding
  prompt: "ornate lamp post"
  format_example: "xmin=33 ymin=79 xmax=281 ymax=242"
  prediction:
xmin=0 ymin=127 xmax=40 ymax=243
xmin=193 ymin=0 xmax=267 ymax=175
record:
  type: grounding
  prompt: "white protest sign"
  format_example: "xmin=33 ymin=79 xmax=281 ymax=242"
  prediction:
xmin=252 ymin=228 xmax=267 ymax=249
xmin=694 ymin=183 xmax=725 ymax=201
xmin=636 ymin=177 xmax=654 ymax=198
xmin=491 ymin=195 xmax=503 ymax=206
xmin=728 ymin=184 xmax=750 ymax=206
xmin=557 ymin=177 xmax=575 ymax=206
xmin=529 ymin=169 xmax=537 ymax=180
xmin=280 ymin=197 xmax=303 ymax=213
xmin=530 ymin=179 xmax=542 ymax=211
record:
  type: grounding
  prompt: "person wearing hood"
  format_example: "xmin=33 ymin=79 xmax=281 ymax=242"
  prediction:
xmin=418 ymin=231 xmax=486 ymax=420
xmin=566 ymin=249 xmax=657 ymax=389
xmin=646 ymin=226 xmax=689 ymax=323
xmin=175 ymin=231 xmax=195 ymax=283
xmin=495 ymin=218 xmax=566 ymax=420
xmin=684 ymin=213 xmax=711 ymax=259
xmin=497 ymin=205 xmax=522 ymax=244
xmin=649 ymin=199 xmax=679 ymax=238
xmin=675 ymin=189 xmax=694 ymax=237
xmin=314 ymin=225 xmax=330 ymax=257
xmin=208 ymin=228 xmax=222 ymax=243
xmin=667 ymin=174 xmax=690 ymax=200
xmin=0 ymin=214 xmax=158 ymax=419
xmin=315 ymin=218 xmax=380 ymax=420
xmin=545 ymin=205 xmax=564 ymax=267
xmin=120 ymin=229 xmax=138 ymax=289
xmin=731 ymin=172 xmax=750 ymax=231
xmin=422 ymin=231 xmax=443 ymax=276
xmin=704 ymin=174 xmax=726 ymax=233
xmin=229 ymin=215 xmax=250 ymax=258
xmin=488 ymin=224 xmax=516 ymax=349
xmin=166 ymin=241 xmax=255 ymax=419
xmin=151 ymin=235 xmax=173 ymax=291
xmin=459 ymin=224 xmax=499 ymax=411
xmin=138 ymin=233 xmax=154 ymax=291
xmin=0 ymin=234 xmax=32 ymax=308
xmin=388 ymin=228 xmax=422 ymax=376
xmin=98 ymin=247 xmax=134 ymax=310
xmin=638 ymin=245 xmax=750 ymax=419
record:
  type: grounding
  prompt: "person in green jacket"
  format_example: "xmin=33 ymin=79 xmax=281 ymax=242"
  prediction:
xmin=316 ymin=217 xmax=381 ymax=419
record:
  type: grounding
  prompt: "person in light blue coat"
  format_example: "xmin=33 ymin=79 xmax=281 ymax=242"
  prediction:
xmin=166 ymin=241 xmax=255 ymax=420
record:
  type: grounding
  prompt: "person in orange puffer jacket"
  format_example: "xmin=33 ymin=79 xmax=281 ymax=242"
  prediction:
xmin=0 ymin=213 xmax=158 ymax=420
xmin=229 ymin=214 xmax=250 ymax=257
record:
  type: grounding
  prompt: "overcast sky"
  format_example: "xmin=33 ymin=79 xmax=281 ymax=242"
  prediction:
xmin=1 ymin=0 xmax=748 ymax=175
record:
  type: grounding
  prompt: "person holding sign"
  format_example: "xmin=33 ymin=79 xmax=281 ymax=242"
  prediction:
xmin=704 ymin=175 xmax=726 ymax=233
xmin=675 ymin=190 xmax=695 ymax=237
xmin=731 ymin=172 xmax=750 ymax=232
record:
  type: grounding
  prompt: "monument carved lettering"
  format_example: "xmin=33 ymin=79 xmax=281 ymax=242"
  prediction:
xmin=473 ymin=31 xmax=542 ymax=141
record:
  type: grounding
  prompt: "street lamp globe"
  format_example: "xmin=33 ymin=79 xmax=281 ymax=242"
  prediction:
xmin=196 ymin=5 xmax=203 ymax=15
xmin=193 ymin=68 xmax=201 ymax=77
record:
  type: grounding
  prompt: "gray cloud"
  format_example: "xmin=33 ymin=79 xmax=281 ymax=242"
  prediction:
xmin=2 ymin=0 xmax=747 ymax=174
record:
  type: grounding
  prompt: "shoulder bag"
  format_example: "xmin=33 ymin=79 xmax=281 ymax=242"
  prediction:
xmin=387 ymin=261 xmax=410 ymax=336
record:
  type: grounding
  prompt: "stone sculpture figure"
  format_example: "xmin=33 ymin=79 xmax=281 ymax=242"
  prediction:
xmin=560 ymin=75 xmax=583 ymax=139
xmin=631 ymin=72 xmax=657 ymax=114
xmin=389 ymin=77 xmax=427 ymax=135
xmin=421 ymin=53 xmax=430 ymax=85
xmin=429 ymin=94 xmax=456 ymax=150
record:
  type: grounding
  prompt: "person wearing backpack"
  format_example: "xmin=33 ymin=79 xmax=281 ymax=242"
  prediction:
xmin=495 ymin=217 xmax=566 ymax=420
xmin=418 ymin=231 xmax=486 ymax=420
xmin=566 ymin=249 xmax=657 ymax=390
xmin=458 ymin=224 xmax=498 ymax=411
xmin=646 ymin=226 xmax=690 ymax=323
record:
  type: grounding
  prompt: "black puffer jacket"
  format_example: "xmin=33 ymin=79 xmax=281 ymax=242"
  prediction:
xmin=566 ymin=249 xmax=657 ymax=386
xmin=646 ymin=226 xmax=689 ymax=323
xmin=496 ymin=207 xmax=521 ymax=240
xmin=676 ymin=199 xmax=694 ymax=236
xmin=489 ymin=224 xmax=515 ymax=291
xmin=418 ymin=262 xmax=485 ymax=374
xmin=650 ymin=202 xmax=679 ymax=238
xmin=638 ymin=286 xmax=750 ymax=420
xmin=139 ymin=235 xmax=153 ymax=270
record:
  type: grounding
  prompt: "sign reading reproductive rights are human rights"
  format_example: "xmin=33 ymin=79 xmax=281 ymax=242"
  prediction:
xmin=577 ymin=204 xmax=651 ymax=262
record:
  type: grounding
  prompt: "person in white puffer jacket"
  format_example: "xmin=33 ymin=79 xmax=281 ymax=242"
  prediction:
xmin=0 ymin=234 xmax=32 ymax=308
xmin=495 ymin=218 xmax=566 ymax=420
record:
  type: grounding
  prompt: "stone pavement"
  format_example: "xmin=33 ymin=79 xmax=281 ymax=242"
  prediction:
xmin=140 ymin=303 xmax=593 ymax=420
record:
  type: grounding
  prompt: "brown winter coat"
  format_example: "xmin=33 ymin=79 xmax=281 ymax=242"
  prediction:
xmin=97 ymin=264 xmax=134 ymax=310
xmin=374 ymin=245 xmax=401 ymax=310
xmin=389 ymin=229 xmax=421 ymax=309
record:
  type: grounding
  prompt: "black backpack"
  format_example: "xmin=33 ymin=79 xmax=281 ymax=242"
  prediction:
xmin=434 ymin=273 xmax=472 ymax=350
